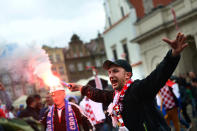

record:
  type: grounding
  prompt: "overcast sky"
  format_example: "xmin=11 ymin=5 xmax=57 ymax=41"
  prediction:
xmin=0 ymin=0 xmax=105 ymax=47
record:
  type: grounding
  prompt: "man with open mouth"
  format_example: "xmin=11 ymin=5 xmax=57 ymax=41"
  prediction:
xmin=68 ymin=32 xmax=188 ymax=131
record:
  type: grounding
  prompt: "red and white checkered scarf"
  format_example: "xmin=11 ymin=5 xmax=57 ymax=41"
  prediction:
xmin=108 ymin=79 xmax=133 ymax=129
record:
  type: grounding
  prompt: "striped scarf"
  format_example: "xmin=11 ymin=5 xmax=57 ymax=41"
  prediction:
xmin=46 ymin=99 xmax=79 ymax=131
xmin=108 ymin=79 xmax=133 ymax=129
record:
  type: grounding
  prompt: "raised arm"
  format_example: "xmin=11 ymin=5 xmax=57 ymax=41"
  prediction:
xmin=133 ymin=32 xmax=188 ymax=102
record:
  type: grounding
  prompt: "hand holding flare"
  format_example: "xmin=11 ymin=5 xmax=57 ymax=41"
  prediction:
xmin=66 ymin=83 xmax=83 ymax=92
xmin=61 ymin=81 xmax=72 ymax=88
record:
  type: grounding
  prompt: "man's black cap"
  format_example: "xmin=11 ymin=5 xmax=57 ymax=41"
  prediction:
xmin=103 ymin=59 xmax=132 ymax=73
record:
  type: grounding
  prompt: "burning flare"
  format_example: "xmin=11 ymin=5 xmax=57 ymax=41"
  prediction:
xmin=32 ymin=50 xmax=62 ymax=88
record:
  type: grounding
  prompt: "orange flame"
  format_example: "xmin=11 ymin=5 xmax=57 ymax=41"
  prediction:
xmin=33 ymin=62 xmax=61 ymax=88
xmin=31 ymin=48 xmax=62 ymax=89
xmin=41 ymin=71 xmax=66 ymax=93
xmin=42 ymin=71 xmax=61 ymax=87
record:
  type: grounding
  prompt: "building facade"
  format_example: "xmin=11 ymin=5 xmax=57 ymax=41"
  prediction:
xmin=103 ymin=0 xmax=145 ymax=79
xmin=42 ymin=46 xmax=68 ymax=82
xmin=130 ymin=0 xmax=197 ymax=75
xmin=64 ymin=34 xmax=107 ymax=82
xmin=0 ymin=72 xmax=36 ymax=101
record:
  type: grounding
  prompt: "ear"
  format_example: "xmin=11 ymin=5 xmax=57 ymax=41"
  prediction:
xmin=126 ymin=72 xmax=132 ymax=79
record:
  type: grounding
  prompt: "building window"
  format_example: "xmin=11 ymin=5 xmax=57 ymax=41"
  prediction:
xmin=102 ymin=57 xmax=106 ymax=63
xmin=67 ymin=53 xmax=70 ymax=58
xmin=104 ymin=1 xmax=111 ymax=26
xmin=2 ymin=75 xmax=11 ymax=84
xmin=69 ymin=64 xmax=75 ymax=72
xmin=80 ymin=52 xmax=83 ymax=57
xmin=7 ymin=88 xmax=11 ymax=92
xmin=12 ymin=73 xmax=20 ymax=82
xmin=120 ymin=6 xmax=125 ymax=17
xmin=86 ymin=61 xmax=91 ymax=67
xmin=26 ymin=86 xmax=31 ymax=94
xmin=77 ymin=63 xmax=83 ymax=71
xmin=72 ymin=46 xmax=76 ymax=52
xmin=95 ymin=59 xmax=101 ymax=67
xmin=15 ymin=85 xmax=22 ymax=97
xmin=74 ymin=54 xmax=77 ymax=58
xmin=112 ymin=49 xmax=118 ymax=61
xmin=49 ymin=55 xmax=54 ymax=63
xmin=122 ymin=44 xmax=129 ymax=63
xmin=6 ymin=91 xmax=12 ymax=99
xmin=108 ymin=17 xmax=112 ymax=26
xmin=56 ymin=54 xmax=61 ymax=62
xmin=59 ymin=66 xmax=65 ymax=75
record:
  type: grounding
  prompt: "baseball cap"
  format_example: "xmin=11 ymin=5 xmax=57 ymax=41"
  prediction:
xmin=103 ymin=59 xmax=132 ymax=73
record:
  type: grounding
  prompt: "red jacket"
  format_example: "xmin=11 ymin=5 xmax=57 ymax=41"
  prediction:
xmin=0 ymin=108 xmax=6 ymax=118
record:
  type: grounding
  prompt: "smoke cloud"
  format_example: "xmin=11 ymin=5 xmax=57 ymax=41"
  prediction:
xmin=0 ymin=42 xmax=55 ymax=87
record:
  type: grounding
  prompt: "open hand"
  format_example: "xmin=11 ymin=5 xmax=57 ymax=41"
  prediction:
xmin=162 ymin=32 xmax=188 ymax=56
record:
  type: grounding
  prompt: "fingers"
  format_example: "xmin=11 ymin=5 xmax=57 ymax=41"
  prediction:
xmin=177 ymin=32 xmax=187 ymax=43
xmin=180 ymin=34 xmax=186 ymax=44
xmin=176 ymin=32 xmax=180 ymax=42
xmin=177 ymin=33 xmax=187 ymax=50
xmin=163 ymin=38 xmax=177 ymax=48
xmin=162 ymin=38 xmax=172 ymax=44
xmin=181 ymin=43 xmax=188 ymax=49
xmin=178 ymin=33 xmax=182 ymax=42
xmin=178 ymin=33 xmax=184 ymax=43
xmin=163 ymin=32 xmax=188 ymax=56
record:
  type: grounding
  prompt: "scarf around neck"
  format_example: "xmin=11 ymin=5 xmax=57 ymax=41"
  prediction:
xmin=46 ymin=99 xmax=79 ymax=131
xmin=108 ymin=79 xmax=133 ymax=128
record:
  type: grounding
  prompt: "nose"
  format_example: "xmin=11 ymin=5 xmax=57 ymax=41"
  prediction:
xmin=108 ymin=73 xmax=114 ymax=79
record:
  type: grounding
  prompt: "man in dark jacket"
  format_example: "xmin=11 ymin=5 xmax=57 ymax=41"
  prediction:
xmin=68 ymin=32 xmax=188 ymax=131
xmin=18 ymin=95 xmax=40 ymax=131
xmin=18 ymin=95 xmax=39 ymax=120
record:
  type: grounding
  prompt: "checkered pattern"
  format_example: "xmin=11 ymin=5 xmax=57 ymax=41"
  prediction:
xmin=84 ymin=100 xmax=100 ymax=125
xmin=82 ymin=76 xmax=104 ymax=125
xmin=110 ymin=79 xmax=133 ymax=127
xmin=160 ymin=85 xmax=176 ymax=110
xmin=113 ymin=104 xmax=124 ymax=126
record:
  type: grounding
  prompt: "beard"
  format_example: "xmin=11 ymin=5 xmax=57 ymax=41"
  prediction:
xmin=112 ymin=80 xmax=125 ymax=91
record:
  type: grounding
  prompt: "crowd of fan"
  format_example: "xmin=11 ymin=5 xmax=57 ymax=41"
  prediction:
xmin=0 ymin=80 xmax=114 ymax=131
xmin=0 ymin=71 xmax=196 ymax=131
xmin=156 ymin=71 xmax=197 ymax=131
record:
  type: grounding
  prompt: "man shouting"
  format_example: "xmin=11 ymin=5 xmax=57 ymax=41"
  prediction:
xmin=68 ymin=32 xmax=188 ymax=131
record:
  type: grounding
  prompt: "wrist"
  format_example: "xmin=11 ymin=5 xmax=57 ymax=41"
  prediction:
xmin=171 ymin=50 xmax=180 ymax=57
